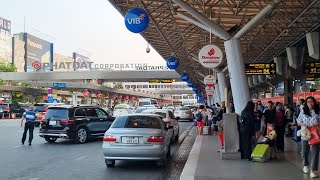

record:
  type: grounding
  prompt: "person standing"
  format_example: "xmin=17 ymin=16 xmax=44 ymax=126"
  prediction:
xmin=257 ymin=101 xmax=265 ymax=113
xmin=253 ymin=103 xmax=263 ymax=144
xmin=262 ymin=101 xmax=276 ymax=136
xmin=21 ymin=106 xmax=37 ymax=146
xmin=240 ymin=101 xmax=255 ymax=160
xmin=196 ymin=105 xmax=207 ymax=135
xmin=297 ymin=96 xmax=320 ymax=178
xmin=275 ymin=104 xmax=286 ymax=152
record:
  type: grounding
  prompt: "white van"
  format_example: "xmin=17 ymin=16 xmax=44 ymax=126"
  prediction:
xmin=138 ymin=98 xmax=158 ymax=107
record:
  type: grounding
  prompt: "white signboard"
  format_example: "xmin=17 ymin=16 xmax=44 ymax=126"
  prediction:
xmin=205 ymin=86 xmax=214 ymax=93
xmin=301 ymin=84 xmax=310 ymax=92
xmin=207 ymin=92 xmax=214 ymax=96
xmin=204 ymin=75 xmax=216 ymax=86
xmin=198 ymin=44 xmax=223 ymax=68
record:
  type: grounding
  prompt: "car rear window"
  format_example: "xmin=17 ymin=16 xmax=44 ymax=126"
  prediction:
xmin=135 ymin=108 xmax=146 ymax=113
xmin=34 ymin=105 xmax=47 ymax=112
xmin=111 ymin=116 xmax=161 ymax=129
xmin=142 ymin=111 xmax=166 ymax=117
xmin=178 ymin=107 xmax=190 ymax=110
xmin=0 ymin=104 xmax=8 ymax=108
xmin=44 ymin=108 xmax=69 ymax=120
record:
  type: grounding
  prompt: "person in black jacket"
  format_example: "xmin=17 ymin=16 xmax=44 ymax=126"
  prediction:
xmin=240 ymin=101 xmax=255 ymax=160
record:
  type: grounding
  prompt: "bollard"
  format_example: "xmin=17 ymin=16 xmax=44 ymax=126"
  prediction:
xmin=1 ymin=113 xmax=4 ymax=120
xmin=8 ymin=112 xmax=10 ymax=120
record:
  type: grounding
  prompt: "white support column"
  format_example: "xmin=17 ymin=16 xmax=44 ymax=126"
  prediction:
xmin=217 ymin=72 xmax=226 ymax=102
xmin=215 ymin=83 xmax=221 ymax=104
xmin=286 ymin=47 xmax=298 ymax=69
xmin=306 ymin=32 xmax=319 ymax=60
xmin=224 ymin=39 xmax=250 ymax=114
xmin=72 ymin=92 xmax=78 ymax=106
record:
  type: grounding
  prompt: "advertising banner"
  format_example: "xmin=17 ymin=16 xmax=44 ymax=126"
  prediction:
xmin=25 ymin=33 xmax=53 ymax=72
xmin=0 ymin=17 xmax=11 ymax=35
xmin=0 ymin=33 xmax=12 ymax=63
xmin=13 ymin=37 xmax=25 ymax=72
xmin=204 ymin=75 xmax=216 ymax=86
xmin=198 ymin=44 xmax=223 ymax=68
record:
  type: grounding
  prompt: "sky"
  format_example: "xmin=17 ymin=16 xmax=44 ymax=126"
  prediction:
xmin=0 ymin=0 xmax=165 ymax=65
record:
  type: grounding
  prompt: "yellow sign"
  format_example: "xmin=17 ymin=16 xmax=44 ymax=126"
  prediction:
xmin=245 ymin=63 xmax=276 ymax=75
xmin=149 ymin=79 xmax=173 ymax=83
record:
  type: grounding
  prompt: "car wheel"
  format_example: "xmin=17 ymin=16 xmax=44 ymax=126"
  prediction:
xmin=45 ymin=137 xmax=57 ymax=143
xmin=105 ymin=159 xmax=115 ymax=167
xmin=75 ymin=127 xmax=88 ymax=144
xmin=158 ymin=158 xmax=167 ymax=167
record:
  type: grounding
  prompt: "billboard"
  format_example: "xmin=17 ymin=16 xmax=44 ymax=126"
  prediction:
xmin=0 ymin=33 xmax=12 ymax=63
xmin=12 ymin=37 xmax=25 ymax=72
xmin=73 ymin=52 xmax=90 ymax=71
xmin=24 ymin=33 xmax=53 ymax=72
xmin=0 ymin=17 xmax=11 ymax=35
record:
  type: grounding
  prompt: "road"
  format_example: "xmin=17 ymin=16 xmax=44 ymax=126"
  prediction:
xmin=0 ymin=119 xmax=194 ymax=180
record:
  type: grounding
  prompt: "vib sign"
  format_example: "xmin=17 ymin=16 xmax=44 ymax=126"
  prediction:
xmin=125 ymin=8 xmax=149 ymax=33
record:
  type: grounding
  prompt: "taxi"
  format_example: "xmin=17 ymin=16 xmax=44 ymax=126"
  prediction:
xmin=112 ymin=104 xmax=132 ymax=117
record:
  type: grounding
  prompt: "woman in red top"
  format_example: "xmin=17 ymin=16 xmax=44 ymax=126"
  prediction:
xmin=275 ymin=104 xmax=286 ymax=152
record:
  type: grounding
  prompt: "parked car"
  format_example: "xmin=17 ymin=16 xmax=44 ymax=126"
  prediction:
xmin=34 ymin=103 xmax=65 ymax=126
xmin=174 ymin=107 xmax=193 ymax=121
xmin=0 ymin=103 xmax=25 ymax=118
xmin=102 ymin=114 xmax=172 ymax=167
xmin=113 ymin=104 xmax=132 ymax=117
xmin=135 ymin=107 xmax=148 ymax=113
xmin=163 ymin=105 xmax=175 ymax=112
xmin=141 ymin=109 xmax=179 ymax=142
xmin=39 ymin=105 xmax=115 ymax=144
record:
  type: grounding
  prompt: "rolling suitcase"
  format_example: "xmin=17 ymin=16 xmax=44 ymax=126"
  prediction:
xmin=251 ymin=144 xmax=270 ymax=162
xmin=203 ymin=121 xmax=210 ymax=135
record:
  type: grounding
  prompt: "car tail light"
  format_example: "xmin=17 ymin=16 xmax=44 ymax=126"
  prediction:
xmin=147 ymin=136 xmax=164 ymax=142
xmin=164 ymin=121 xmax=171 ymax=126
xmin=59 ymin=120 xmax=75 ymax=125
xmin=40 ymin=119 xmax=47 ymax=124
xmin=5 ymin=107 xmax=10 ymax=111
xmin=103 ymin=135 xmax=117 ymax=142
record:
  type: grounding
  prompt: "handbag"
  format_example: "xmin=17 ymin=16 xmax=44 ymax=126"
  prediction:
xmin=308 ymin=126 xmax=320 ymax=145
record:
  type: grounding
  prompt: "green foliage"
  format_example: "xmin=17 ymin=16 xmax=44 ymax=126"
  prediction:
xmin=0 ymin=60 xmax=17 ymax=72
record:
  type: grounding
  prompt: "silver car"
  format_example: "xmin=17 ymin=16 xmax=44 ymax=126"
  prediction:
xmin=174 ymin=107 xmax=193 ymax=121
xmin=102 ymin=114 xmax=172 ymax=167
xmin=141 ymin=109 xmax=179 ymax=143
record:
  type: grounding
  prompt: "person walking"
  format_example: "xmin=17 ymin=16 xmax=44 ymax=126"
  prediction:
xmin=297 ymin=96 xmax=320 ymax=178
xmin=253 ymin=103 xmax=263 ymax=145
xmin=240 ymin=101 xmax=255 ymax=160
xmin=196 ymin=105 xmax=207 ymax=135
xmin=21 ymin=106 xmax=37 ymax=146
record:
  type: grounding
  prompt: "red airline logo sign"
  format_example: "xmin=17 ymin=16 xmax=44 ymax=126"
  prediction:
xmin=199 ymin=44 xmax=223 ymax=68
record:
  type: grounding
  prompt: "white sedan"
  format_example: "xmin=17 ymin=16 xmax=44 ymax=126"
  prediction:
xmin=174 ymin=107 xmax=193 ymax=121
xmin=142 ymin=109 xmax=179 ymax=143
xmin=113 ymin=104 xmax=132 ymax=117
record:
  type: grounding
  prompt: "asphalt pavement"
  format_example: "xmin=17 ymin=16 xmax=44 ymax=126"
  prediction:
xmin=0 ymin=119 xmax=194 ymax=180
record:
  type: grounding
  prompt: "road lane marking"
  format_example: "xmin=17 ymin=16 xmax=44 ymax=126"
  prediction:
xmin=13 ymin=145 xmax=23 ymax=148
xmin=75 ymin=156 xmax=87 ymax=161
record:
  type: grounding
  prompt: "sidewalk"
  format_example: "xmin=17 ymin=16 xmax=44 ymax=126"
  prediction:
xmin=180 ymin=129 xmax=312 ymax=180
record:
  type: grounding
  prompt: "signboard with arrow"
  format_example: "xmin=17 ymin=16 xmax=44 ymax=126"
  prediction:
xmin=245 ymin=63 xmax=276 ymax=75
xmin=303 ymin=62 xmax=320 ymax=74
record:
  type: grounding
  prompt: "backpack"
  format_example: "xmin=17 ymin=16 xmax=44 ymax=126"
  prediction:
xmin=196 ymin=111 xmax=203 ymax=122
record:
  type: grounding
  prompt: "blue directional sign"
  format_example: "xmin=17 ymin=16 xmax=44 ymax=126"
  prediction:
xmin=166 ymin=57 xmax=180 ymax=70
xmin=125 ymin=8 xmax=150 ymax=33
xmin=187 ymin=82 xmax=194 ymax=87
xmin=181 ymin=72 xmax=189 ymax=82
xmin=53 ymin=83 xmax=67 ymax=88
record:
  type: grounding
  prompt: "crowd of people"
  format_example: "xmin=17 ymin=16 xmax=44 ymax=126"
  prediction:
xmin=239 ymin=97 xmax=320 ymax=178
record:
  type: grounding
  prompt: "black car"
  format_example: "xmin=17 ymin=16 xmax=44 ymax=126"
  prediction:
xmin=39 ymin=105 xmax=115 ymax=144
xmin=0 ymin=103 xmax=25 ymax=118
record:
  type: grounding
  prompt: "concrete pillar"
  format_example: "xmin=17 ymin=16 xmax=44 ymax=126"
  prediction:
xmin=217 ymin=72 xmax=226 ymax=103
xmin=274 ymin=57 xmax=285 ymax=75
xmin=284 ymin=79 xmax=293 ymax=105
xmin=252 ymin=75 xmax=259 ymax=85
xmin=224 ymin=39 xmax=250 ymax=114
xmin=286 ymin=47 xmax=298 ymax=69
xmin=248 ymin=77 xmax=253 ymax=87
xmin=306 ymin=32 xmax=319 ymax=60
xmin=72 ymin=92 xmax=78 ymax=106
xmin=215 ymin=83 xmax=221 ymax=104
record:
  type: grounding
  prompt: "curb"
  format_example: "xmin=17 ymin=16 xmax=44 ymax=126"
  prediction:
xmin=180 ymin=134 xmax=203 ymax=180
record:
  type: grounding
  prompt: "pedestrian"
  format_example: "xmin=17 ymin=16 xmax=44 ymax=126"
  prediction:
xmin=275 ymin=103 xmax=286 ymax=152
xmin=253 ymin=103 xmax=263 ymax=145
xmin=239 ymin=101 xmax=255 ymax=160
xmin=196 ymin=105 xmax=208 ymax=135
xmin=297 ymin=96 xmax=320 ymax=178
xmin=257 ymin=101 xmax=265 ymax=113
xmin=21 ymin=106 xmax=37 ymax=146
xmin=262 ymin=101 xmax=276 ymax=136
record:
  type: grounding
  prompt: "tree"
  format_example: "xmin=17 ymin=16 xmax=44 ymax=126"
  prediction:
xmin=0 ymin=60 xmax=17 ymax=72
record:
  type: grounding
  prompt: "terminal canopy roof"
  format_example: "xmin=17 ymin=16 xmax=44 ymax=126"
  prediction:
xmin=108 ymin=0 xmax=320 ymax=88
